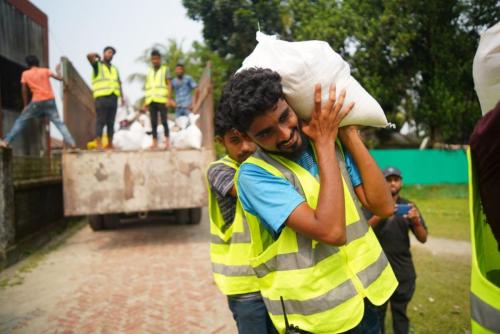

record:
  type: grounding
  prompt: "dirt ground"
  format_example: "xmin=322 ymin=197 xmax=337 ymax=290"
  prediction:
xmin=0 ymin=210 xmax=236 ymax=334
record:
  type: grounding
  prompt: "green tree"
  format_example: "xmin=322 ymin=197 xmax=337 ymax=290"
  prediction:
xmin=183 ymin=0 xmax=499 ymax=144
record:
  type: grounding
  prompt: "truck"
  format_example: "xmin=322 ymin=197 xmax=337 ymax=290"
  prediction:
xmin=60 ymin=58 xmax=215 ymax=230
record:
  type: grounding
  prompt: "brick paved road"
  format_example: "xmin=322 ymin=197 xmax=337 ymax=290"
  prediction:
xmin=0 ymin=209 xmax=236 ymax=333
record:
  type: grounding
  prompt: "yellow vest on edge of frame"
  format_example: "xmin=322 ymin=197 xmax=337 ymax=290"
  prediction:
xmin=144 ymin=65 xmax=169 ymax=104
xmin=237 ymin=146 xmax=398 ymax=333
xmin=92 ymin=62 xmax=121 ymax=98
xmin=207 ymin=156 xmax=261 ymax=296
xmin=467 ymin=148 xmax=500 ymax=334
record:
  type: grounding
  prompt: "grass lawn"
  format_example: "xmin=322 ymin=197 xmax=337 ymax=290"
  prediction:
xmin=384 ymin=247 xmax=471 ymax=333
xmin=400 ymin=184 xmax=469 ymax=241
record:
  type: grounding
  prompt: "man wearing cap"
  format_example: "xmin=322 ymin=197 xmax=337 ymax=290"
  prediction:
xmin=365 ymin=166 xmax=428 ymax=334
xmin=87 ymin=46 xmax=124 ymax=149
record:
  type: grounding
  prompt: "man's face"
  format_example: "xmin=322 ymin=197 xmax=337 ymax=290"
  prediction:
xmin=218 ymin=129 xmax=256 ymax=163
xmin=175 ymin=66 xmax=184 ymax=77
xmin=103 ymin=49 xmax=114 ymax=62
xmin=151 ymin=55 xmax=161 ymax=67
xmin=246 ymin=99 xmax=302 ymax=154
xmin=386 ymin=175 xmax=402 ymax=196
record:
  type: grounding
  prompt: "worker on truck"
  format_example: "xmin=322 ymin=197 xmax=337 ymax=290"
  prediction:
xmin=1 ymin=55 xmax=76 ymax=149
xmin=87 ymin=46 xmax=124 ymax=150
xmin=207 ymin=85 xmax=277 ymax=333
xmin=144 ymin=49 xmax=172 ymax=149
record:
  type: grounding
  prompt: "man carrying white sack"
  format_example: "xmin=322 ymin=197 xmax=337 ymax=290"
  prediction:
xmin=227 ymin=67 xmax=397 ymax=333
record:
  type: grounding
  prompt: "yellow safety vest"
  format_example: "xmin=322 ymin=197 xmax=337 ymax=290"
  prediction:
xmin=237 ymin=145 xmax=397 ymax=333
xmin=467 ymin=148 xmax=500 ymax=334
xmin=144 ymin=65 xmax=169 ymax=105
xmin=208 ymin=156 xmax=261 ymax=296
xmin=92 ymin=62 xmax=121 ymax=98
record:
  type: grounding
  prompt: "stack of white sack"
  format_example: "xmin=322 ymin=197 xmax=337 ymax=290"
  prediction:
xmin=473 ymin=21 xmax=500 ymax=116
xmin=239 ymin=32 xmax=388 ymax=127
xmin=113 ymin=112 xmax=202 ymax=150
xmin=170 ymin=113 xmax=203 ymax=150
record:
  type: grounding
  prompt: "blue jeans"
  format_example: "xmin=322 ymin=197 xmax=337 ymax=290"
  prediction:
xmin=175 ymin=106 xmax=190 ymax=118
xmin=227 ymin=295 xmax=278 ymax=334
xmin=343 ymin=299 xmax=381 ymax=334
xmin=4 ymin=99 xmax=76 ymax=146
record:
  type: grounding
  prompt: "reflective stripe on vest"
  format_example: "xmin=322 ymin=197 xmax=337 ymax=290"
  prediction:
xmin=92 ymin=62 xmax=121 ymax=98
xmin=238 ymin=145 xmax=397 ymax=333
xmin=207 ymin=156 xmax=260 ymax=295
xmin=467 ymin=148 xmax=500 ymax=334
xmin=144 ymin=65 xmax=168 ymax=104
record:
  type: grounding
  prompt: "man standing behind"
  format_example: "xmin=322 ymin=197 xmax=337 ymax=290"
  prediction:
xmin=366 ymin=166 xmax=428 ymax=334
xmin=87 ymin=46 xmax=124 ymax=149
xmin=171 ymin=64 xmax=199 ymax=118
xmin=144 ymin=49 xmax=171 ymax=149
xmin=1 ymin=55 xmax=76 ymax=149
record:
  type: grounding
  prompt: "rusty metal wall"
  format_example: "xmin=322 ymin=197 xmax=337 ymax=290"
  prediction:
xmin=0 ymin=0 xmax=48 ymax=67
xmin=193 ymin=63 xmax=214 ymax=150
xmin=62 ymin=149 xmax=213 ymax=215
xmin=61 ymin=57 xmax=96 ymax=149
xmin=0 ymin=0 xmax=49 ymax=155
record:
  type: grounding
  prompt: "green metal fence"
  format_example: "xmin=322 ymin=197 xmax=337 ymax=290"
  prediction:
xmin=369 ymin=149 xmax=468 ymax=185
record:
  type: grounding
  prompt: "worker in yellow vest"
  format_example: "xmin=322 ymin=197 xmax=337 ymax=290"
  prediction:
xmin=207 ymin=86 xmax=277 ymax=333
xmin=226 ymin=68 xmax=398 ymax=333
xmin=144 ymin=49 xmax=173 ymax=149
xmin=87 ymin=46 xmax=124 ymax=149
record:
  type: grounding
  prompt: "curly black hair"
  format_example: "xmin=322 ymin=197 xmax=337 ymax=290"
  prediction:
xmin=228 ymin=68 xmax=283 ymax=132
xmin=214 ymin=81 xmax=236 ymax=137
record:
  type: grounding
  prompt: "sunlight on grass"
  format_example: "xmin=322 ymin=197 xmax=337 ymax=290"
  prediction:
xmin=401 ymin=185 xmax=469 ymax=241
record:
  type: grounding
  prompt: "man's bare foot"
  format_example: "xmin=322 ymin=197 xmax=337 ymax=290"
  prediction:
xmin=150 ymin=138 xmax=158 ymax=150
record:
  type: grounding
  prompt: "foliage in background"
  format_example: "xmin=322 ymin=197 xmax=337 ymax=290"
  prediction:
xmin=182 ymin=0 xmax=499 ymax=144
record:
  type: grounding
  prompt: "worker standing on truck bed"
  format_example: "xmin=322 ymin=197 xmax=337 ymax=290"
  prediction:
xmin=207 ymin=85 xmax=277 ymax=334
xmin=1 ymin=55 xmax=76 ymax=149
xmin=87 ymin=46 xmax=124 ymax=150
xmin=144 ymin=49 xmax=171 ymax=149
xmin=171 ymin=64 xmax=199 ymax=118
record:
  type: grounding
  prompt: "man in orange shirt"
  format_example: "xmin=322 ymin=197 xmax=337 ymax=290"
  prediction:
xmin=0 ymin=55 xmax=76 ymax=148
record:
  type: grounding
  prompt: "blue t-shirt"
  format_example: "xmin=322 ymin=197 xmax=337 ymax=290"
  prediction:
xmin=172 ymin=75 xmax=197 ymax=108
xmin=237 ymin=142 xmax=361 ymax=238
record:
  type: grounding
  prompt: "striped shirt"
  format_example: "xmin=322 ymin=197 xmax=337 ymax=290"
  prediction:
xmin=207 ymin=163 xmax=237 ymax=231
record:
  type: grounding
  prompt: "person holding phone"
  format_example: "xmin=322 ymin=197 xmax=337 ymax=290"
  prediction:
xmin=365 ymin=166 xmax=428 ymax=334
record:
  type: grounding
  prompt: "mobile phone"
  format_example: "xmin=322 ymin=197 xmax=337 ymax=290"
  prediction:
xmin=395 ymin=204 xmax=412 ymax=216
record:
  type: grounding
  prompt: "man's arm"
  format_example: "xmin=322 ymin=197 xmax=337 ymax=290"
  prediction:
xmin=21 ymin=83 xmax=29 ymax=107
xmin=286 ymin=85 xmax=354 ymax=245
xmin=87 ymin=53 xmax=100 ymax=64
xmin=408 ymin=205 xmax=427 ymax=243
xmin=339 ymin=127 xmax=393 ymax=218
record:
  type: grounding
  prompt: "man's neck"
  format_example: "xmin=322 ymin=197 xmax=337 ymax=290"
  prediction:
xmin=392 ymin=194 xmax=400 ymax=202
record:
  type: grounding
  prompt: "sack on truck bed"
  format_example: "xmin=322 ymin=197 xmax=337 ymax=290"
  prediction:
xmin=239 ymin=32 xmax=388 ymax=127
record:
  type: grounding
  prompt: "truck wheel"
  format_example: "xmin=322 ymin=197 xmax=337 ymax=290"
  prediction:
xmin=175 ymin=209 xmax=190 ymax=224
xmin=88 ymin=215 xmax=104 ymax=231
xmin=188 ymin=208 xmax=202 ymax=225
xmin=103 ymin=214 xmax=120 ymax=229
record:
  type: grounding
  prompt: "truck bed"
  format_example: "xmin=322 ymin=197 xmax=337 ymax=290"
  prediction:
xmin=62 ymin=148 xmax=214 ymax=216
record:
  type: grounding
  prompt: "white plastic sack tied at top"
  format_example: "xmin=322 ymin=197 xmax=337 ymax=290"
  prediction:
xmin=473 ymin=22 xmax=500 ymax=116
xmin=239 ymin=32 xmax=388 ymax=127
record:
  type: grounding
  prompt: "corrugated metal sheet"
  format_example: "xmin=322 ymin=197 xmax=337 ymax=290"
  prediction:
xmin=0 ymin=0 xmax=47 ymax=66
xmin=61 ymin=57 xmax=96 ymax=148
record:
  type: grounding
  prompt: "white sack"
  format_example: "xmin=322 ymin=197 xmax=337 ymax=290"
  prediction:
xmin=240 ymin=32 xmax=388 ymax=127
xmin=175 ymin=115 xmax=190 ymax=129
xmin=473 ymin=22 xmax=500 ymax=115
xmin=171 ymin=123 xmax=202 ymax=150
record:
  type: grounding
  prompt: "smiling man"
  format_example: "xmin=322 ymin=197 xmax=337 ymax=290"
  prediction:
xmin=227 ymin=67 xmax=397 ymax=333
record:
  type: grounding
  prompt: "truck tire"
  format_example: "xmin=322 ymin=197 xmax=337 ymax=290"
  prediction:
xmin=188 ymin=208 xmax=202 ymax=225
xmin=175 ymin=209 xmax=190 ymax=224
xmin=88 ymin=215 xmax=104 ymax=231
xmin=103 ymin=214 xmax=120 ymax=229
